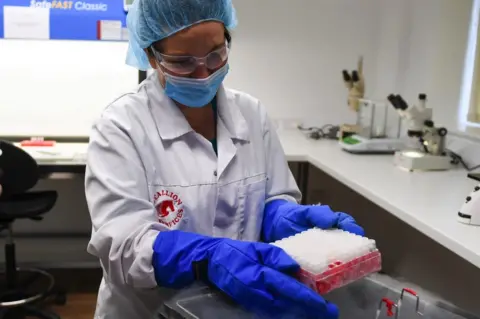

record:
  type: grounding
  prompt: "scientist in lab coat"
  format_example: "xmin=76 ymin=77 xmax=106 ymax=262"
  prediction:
xmin=84 ymin=0 xmax=365 ymax=318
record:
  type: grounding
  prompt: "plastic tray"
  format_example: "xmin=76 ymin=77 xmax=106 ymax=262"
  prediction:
xmin=298 ymin=250 xmax=382 ymax=295
xmin=155 ymin=274 xmax=480 ymax=319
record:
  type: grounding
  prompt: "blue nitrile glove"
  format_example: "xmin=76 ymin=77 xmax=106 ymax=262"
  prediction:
xmin=262 ymin=200 xmax=365 ymax=242
xmin=152 ymin=230 xmax=339 ymax=319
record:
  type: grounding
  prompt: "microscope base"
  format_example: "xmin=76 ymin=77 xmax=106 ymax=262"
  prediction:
xmin=394 ymin=151 xmax=452 ymax=171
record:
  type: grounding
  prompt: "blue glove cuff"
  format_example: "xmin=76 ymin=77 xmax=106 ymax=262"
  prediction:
xmin=152 ymin=230 xmax=220 ymax=288
xmin=262 ymin=199 xmax=289 ymax=243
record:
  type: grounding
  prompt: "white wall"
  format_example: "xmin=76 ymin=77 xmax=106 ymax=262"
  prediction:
xmin=0 ymin=0 xmax=477 ymax=265
xmin=395 ymin=0 xmax=473 ymax=132
xmin=226 ymin=0 xmax=383 ymax=126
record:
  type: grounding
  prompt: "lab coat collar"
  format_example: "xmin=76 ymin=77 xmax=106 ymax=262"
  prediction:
xmin=148 ymin=74 xmax=192 ymax=140
xmin=217 ymin=86 xmax=250 ymax=142
xmin=147 ymin=73 xmax=249 ymax=142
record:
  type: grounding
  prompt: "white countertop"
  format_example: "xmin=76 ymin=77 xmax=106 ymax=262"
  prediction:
xmin=15 ymin=143 xmax=88 ymax=166
xmin=277 ymin=130 xmax=480 ymax=269
xmin=18 ymin=130 xmax=480 ymax=268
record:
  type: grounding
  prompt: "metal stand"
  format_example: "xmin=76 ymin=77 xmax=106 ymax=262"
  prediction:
xmin=0 ymin=223 xmax=64 ymax=319
xmin=5 ymin=224 xmax=16 ymax=290
xmin=375 ymin=287 xmax=424 ymax=319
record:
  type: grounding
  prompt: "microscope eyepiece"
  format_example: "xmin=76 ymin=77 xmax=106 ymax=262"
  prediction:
xmin=387 ymin=94 xmax=399 ymax=109
xmin=351 ymin=70 xmax=359 ymax=82
xmin=342 ymin=70 xmax=351 ymax=82
xmin=424 ymin=120 xmax=434 ymax=127
xmin=395 ymin=95 xmax=409 ymax=110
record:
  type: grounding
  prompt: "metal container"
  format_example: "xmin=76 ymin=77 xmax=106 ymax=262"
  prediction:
xmin=155 ymin=274 xmax=479 ymax=319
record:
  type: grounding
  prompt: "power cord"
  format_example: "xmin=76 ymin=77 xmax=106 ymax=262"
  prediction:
xmin=297 ymin=124 xmax=340 ymax=140
xmin=448 ymin=150 xmax=480 ymax=171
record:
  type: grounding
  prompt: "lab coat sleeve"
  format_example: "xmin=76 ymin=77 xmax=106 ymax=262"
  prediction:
xmin=85 ymin=115 xmax=165 ymax=289
xmin=261 ymin=104 xmax=302 ymax=204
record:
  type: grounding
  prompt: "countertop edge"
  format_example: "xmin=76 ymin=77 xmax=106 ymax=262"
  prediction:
xmin=302 ymin=153 xmax=480 ymax=268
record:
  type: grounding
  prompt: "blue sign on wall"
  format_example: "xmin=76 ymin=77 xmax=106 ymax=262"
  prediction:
xmin=0 ymin=0 xmax=127 ymax=41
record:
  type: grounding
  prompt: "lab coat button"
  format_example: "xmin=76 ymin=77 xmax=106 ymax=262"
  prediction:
xmin=213 ymin=170 xmax=217 ymax=177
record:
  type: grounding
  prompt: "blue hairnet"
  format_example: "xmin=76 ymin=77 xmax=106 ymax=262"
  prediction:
xmin=126 ymin=0 xmax=238 ymax=70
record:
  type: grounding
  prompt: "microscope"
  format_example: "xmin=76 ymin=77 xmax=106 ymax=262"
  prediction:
xmin=343 ymin=56 xmax=365 ymax=112
xmin=339 ymin=58 xmax=406 ymax=154
xmin=340 ymin=56 xmax=365 ymax=139
xmin=387 ymin=94 xmax=452 ymax=171
xmin=458 ymin=184 xmax=480 ymax=226
xmin=387 ymin=93 xmax=432 ymax=139
xmin=394 ymin=120 xmax=451 ymax=171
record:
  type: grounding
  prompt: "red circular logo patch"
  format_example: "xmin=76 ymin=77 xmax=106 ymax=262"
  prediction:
xmin=154 ymin=190 xmax=184 ymax=228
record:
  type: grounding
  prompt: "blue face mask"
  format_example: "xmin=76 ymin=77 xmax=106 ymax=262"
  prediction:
xmin=162 ymin=64 xmax=229 ymax=108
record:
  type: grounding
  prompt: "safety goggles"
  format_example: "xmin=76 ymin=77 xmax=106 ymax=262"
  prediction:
xmin=151 ymin=43 xmax=230 ymax=76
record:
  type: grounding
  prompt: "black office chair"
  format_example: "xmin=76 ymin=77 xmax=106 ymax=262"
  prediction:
xmin=0 ymin=140 xmax=65 ymax=319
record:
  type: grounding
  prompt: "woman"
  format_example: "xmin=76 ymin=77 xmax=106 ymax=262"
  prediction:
xmin=85 ymin=0 xmax=364 ymax=318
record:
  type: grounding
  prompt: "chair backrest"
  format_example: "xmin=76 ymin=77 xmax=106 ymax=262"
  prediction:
xmin=0 ymin=140 xmax=39 ymax=198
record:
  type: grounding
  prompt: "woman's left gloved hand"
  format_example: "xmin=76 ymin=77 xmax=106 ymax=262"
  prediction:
xmin=262 ymin=200 xmax=365 ymax=242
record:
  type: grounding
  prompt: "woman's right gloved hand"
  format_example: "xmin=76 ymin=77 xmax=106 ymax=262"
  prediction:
xmin=152 ymin=230 xmax=339 ymax=319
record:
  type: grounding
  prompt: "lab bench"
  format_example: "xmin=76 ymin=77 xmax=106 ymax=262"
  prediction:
xmin=280 ymin=130 xmax=480 ymax=314
xmin=288 ymin=161 xmax=480 ymax=314
xmin=276 ymin=130 xmax=480 ymax=268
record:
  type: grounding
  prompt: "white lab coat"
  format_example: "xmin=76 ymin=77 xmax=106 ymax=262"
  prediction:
xmin=85 ymin=73 xmax=301 ymax=319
